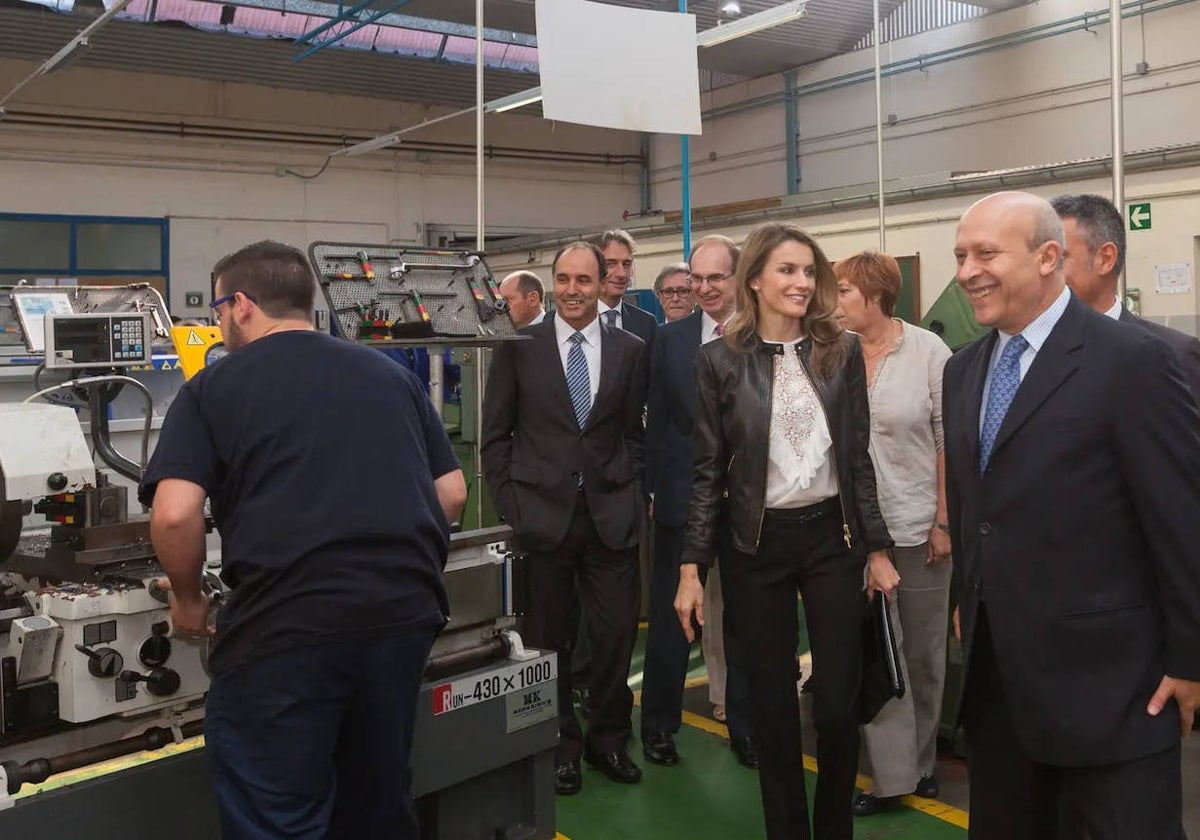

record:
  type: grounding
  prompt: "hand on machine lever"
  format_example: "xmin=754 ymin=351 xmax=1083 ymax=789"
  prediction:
xmin=150 ymin=577 xmax=216 ymax=638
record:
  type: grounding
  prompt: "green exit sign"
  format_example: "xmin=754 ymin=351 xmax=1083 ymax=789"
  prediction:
xmin=1128 ymin=202 xmax=1152 ymax=231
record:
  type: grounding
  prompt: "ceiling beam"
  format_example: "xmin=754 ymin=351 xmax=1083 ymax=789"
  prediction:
xmin=200 ymin=0 xmax=538 ymax=45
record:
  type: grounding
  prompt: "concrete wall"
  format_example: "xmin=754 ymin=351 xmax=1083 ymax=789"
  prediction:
xmin=0 ymin=61 xmax=643 ymax=317
xmin=650 ymin=0 xmax=1200 ymax=208
xmin=487 ymin=161 xmax=1200 ymax=333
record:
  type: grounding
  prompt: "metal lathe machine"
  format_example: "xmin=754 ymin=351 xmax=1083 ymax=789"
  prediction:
xmin=0 ymin=273 xmax=556 ymax=839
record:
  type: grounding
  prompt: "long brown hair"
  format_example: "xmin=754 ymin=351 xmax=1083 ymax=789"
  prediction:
xmin=725 ymin=222 xmax=847 ymax=378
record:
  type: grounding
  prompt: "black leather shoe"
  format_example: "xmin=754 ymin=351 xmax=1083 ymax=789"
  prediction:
xmin=852 ymin=792 xmax=902 ymax=816
xmin=852 ymin=792 xmax=880 ymax=816
xmin=555 ymin=761 xmax=582 ymax=796
xmin=914 ymin=773 xmax=939 ymax=798
xmin=641 ymin=731 xmax=679 ymax=766
xmin=584 ymin=749 xmax=642 ymax=783
xmin=730 ymin=736 xmax=760 ymax=769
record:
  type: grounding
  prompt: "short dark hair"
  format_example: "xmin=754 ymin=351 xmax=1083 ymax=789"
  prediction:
xmin=551 ymin=241 xmax=607 ymax=280
xmin=597 ymin=229 xmax=637 ymax=254
xmin=508 ymin=270 xmax=544 ymax=302
xmin=1050 ymin=193 xmax=1126 ymax=277
xmin=212 ymin=241 xmax=315 ymax=319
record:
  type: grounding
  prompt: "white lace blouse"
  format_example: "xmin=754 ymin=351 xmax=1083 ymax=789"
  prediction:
xmin=764 ymin=338 xmax=839 ymax=509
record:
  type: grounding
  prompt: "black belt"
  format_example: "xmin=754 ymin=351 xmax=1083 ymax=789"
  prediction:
xmin=765 ymin=496 xmax=840 ymax=525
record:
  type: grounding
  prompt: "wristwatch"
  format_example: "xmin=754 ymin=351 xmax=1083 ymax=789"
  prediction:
xmin=934 ymin=522 xmax=950 ymax=533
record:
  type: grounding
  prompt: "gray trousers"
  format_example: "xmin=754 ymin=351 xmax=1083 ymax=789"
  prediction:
xmin=860 ymin=543 xmax=952 ymax=796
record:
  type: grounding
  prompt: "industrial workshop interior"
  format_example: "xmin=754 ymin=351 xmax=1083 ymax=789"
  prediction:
xmin=1 ymin=0 xmax=1200 ymax=837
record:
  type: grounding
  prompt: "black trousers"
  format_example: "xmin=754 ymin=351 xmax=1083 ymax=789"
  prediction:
xmin=525 ymin=492 xmax=641 ymax=764
xmin=641 ymin=521 xmax=753 ymax=742
xmin=963 ymin=608 xmax=1186 ymax=840
xmin=723 ymin=501 xmax=865 ymax=840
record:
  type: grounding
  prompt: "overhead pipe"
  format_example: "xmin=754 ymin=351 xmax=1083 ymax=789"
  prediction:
xmin=1110 ymin=0 xmax=1126 ymax=299
xmin=484 ymin=142 xmax=1200 ymax=256
xmin=872 ymin=0 xmax=886 ymax=251
xmin=680 ymin=0 xmax=692 ymax=258
xmin=784 ymin=70 xmax=800 ymax=195
xmin=0 ymin=109 xmax=642 ymax=167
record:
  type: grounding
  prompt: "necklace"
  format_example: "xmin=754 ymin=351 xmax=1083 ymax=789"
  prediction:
xmin=861 ymin=321 xmax=899 ymax=360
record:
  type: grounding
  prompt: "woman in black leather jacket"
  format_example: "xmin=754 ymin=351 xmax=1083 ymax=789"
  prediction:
xmin=675 ymin=221 xmax=895 ymax=840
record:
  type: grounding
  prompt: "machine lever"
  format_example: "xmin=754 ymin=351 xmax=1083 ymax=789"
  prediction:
xmin=74 ymin=644 xmax=123 ymax=679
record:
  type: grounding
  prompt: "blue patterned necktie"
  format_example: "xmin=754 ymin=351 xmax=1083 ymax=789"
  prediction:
xmin=566 ymin=331 xmax=591 ymax=429
xmin=979 ymin=334 xmax=1028 ymax=474
xmin=604 ymin=309 xmax=619 ymax=328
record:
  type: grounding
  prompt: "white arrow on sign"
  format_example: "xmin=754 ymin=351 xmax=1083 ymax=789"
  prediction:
xmin=1130 ymin=205 xmax=1151 ymax=229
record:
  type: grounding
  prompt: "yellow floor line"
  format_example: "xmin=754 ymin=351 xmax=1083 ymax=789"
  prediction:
xmin=674 ymin=708 xmax=969 ymax=829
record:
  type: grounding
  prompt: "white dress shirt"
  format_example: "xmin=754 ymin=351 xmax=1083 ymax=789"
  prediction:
xmin=528 ymin=310 xmax=546 ymax=326
xmin=980 ymin=285 xmax=1071 ymax=433
xmin=701 ymin=311 xmax=731 ymax=345
xmin=597 ymin=300 xmax=624 ymax=331
xmin=1103 ymin=296 xmax=1122 ymax=320
xmin=554 ymin=312 xmax=601 ymax=402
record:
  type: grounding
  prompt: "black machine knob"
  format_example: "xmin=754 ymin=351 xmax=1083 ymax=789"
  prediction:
xmin=139 ymin=622 xmax=172 ymax=667
xmin=75 ymin=644 xmax=124 ymax=678
xmin=47 ymin=473 xmax=68 ymax=492
xmin=119 ymin=667 xmax=181 ymax=697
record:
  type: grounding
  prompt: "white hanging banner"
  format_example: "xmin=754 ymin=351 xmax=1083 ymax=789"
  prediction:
xmin=535 ymin=0 xmax=702 ymax=136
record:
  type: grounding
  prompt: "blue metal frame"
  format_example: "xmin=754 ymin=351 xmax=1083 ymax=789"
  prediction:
xmin=784 ymin=70 xmax=800 ymax=194
xmin=0 ymin=212 xmax=169 ymax=296
xmin=294 ymin=0 xmax=415 ymax=61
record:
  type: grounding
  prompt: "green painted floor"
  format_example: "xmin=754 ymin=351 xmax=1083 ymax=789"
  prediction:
xmin=556 ymin=626 xmax=969 ymax=840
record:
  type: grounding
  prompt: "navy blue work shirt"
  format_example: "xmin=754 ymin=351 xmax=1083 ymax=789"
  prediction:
xmin=139 ymin=330 xmax=458 ymax=675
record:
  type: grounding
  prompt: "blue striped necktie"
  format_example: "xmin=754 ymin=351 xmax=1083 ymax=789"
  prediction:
xmin=567 ymin=331 xmax=591 ymax=429
xmin=979 ymin=334 xmax=1028 ymax=474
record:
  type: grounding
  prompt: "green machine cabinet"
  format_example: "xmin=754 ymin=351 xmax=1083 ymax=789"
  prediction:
xmin=921 ymin=279 xmax=988 ymax=351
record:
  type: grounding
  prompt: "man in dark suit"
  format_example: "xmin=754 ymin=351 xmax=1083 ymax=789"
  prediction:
xmin=571 ymin=228 xmax=655 ymax=710
xmin=1052 ymin=192 xmax=1200 ymax=397
xmin=641 ymin=234 xmax=756 ymax=768
xmin=596 ymin=229 xmax=659 ymax=347
xmin=945 ymin=191 xmax=1200 ymax=839
xmin=481 ymin=241 xmax=648 ymax=797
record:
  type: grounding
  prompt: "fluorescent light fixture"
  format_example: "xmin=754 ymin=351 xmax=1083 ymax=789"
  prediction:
xmin=697 ymin=0 xmax=807 ymax=48
xmin=486 ymin=87 xmax=543 ymax=114
xmin=719 ymin=1 xmax=742 ymax=15
xmin=42 ymin=36 xmax=92 ymax=75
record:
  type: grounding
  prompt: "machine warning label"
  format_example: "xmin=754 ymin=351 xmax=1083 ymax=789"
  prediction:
xmin=505 ymin=684 xmax=557 ymax=733
xmin=432 ymin=656 xmax=557 ymax=716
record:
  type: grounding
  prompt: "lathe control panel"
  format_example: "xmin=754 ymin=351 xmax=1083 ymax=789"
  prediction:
xmin=43 ymin=313 xmax=154 ymax=369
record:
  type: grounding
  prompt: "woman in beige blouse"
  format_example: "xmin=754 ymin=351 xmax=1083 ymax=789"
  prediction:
xmin=834 ymin=251 xmax=953 ymax=816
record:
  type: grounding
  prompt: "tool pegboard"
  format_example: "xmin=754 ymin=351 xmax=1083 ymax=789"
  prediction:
xmin=309 ymin=242 xmax=517 ymax=342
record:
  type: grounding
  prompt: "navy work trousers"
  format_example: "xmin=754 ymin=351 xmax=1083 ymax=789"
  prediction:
xmin=205 ymin=627 xmax=437 ymax=839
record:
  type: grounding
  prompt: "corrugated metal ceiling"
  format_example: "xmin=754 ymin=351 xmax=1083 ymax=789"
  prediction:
xmin=0 ymin=0 xmax=1010 ymax=108
xmin=0 ymin=5 xmax=539 ymax=107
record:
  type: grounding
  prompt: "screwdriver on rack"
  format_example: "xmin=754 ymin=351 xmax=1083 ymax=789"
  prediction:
xmin=356 ymin=250 xmax=375 ymax=280
xmin=410 ymin=289 xmax=432 ymax=324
